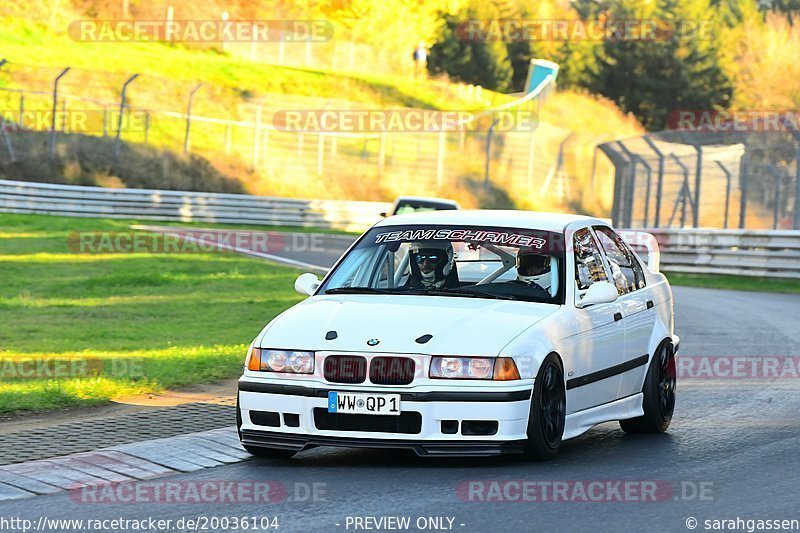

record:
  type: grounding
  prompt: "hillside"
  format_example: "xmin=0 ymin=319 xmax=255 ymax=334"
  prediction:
xmin=0 ymin=17 xmax=643 ymax=214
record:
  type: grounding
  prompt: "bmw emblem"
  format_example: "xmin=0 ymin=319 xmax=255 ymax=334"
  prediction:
xmin=367 ymin=338 xmax=380 ymax=346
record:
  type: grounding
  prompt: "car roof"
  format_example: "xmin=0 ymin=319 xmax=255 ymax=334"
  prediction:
xmin=375 ymin=210 xmax=609 ymax=232
xmin=393 ymin=196 xmax=459 ymax=205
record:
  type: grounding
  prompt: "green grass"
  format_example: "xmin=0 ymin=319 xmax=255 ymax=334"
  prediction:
xmin=665 ymin=272 xmax=800 ymax=294
xmin=0 ymin=17 xmax=501 ymax=112
xmin=0 ymin=212 xmax=308 ymax=413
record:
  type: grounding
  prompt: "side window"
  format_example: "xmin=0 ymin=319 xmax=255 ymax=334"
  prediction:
xmin=573 ymin=227 xmax=608 ymax=291
xmin=594 ymin=227 xmax=645 ymax=294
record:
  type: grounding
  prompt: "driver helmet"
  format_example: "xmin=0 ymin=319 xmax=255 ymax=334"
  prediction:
xmin=516 ymin=249 xmax=551 ymax=285
xmin=409 ymin=240 xmax=454 ymax=288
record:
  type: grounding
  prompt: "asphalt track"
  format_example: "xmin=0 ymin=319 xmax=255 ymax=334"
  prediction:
xmin=2 ymin=231 xmax=798 ymax=533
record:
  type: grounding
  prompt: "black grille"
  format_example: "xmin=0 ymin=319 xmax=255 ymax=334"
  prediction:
xmin=250 ymin=411 xmax=281 ymax=427
xmin=324 ymin=355 xmax=367 ymax=384
xmin=313 ymin=408 xmax=422 ymax=434
xmin=369 ymin=356 xmax=416 ymax=385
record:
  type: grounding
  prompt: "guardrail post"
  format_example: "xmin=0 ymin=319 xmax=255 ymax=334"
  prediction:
xmin=738 ymin=152 xmax=749 ymax=229
xmin=113 ymin=73 xmax=138 ymax=162
xmin=49 ymin=67 xmax=70 ymax=160
xmin=184 ymin=82 xmax=203 ymax=154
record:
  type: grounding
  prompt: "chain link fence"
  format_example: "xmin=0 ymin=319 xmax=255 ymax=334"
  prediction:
xmin=0 ymin=59 xmax=583 ymax=207
xmin=599 ymin=129 xmax=800 ymax=230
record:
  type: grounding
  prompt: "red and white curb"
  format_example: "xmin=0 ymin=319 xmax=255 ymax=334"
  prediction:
xmin=0 ymin=427 xmax=249 ymax=502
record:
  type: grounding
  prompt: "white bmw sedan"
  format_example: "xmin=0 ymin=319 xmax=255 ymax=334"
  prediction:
xmin=237 ymin=211 xmax=679 ymax=460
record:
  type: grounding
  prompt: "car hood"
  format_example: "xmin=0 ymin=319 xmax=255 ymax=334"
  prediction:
xmin=256 ymin=294 xmax=559 ymax=356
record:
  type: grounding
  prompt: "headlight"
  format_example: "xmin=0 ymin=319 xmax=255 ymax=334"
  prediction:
xmin=247 ymin=348 xmax=315 ymax=374
xmin=429 ymin=356 xmax=519 ymax=380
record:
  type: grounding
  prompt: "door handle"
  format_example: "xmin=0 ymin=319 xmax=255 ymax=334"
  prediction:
xmin=613 ymin=312 xmax=623 ymax=322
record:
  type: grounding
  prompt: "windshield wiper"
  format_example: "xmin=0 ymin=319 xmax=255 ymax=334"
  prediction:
xmin=324 ymin=287 xmax=395 ymax=295
xmin=411 ymin=288 xmax=517 ymax=301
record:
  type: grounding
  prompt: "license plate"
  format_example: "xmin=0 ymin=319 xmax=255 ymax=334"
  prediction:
xmin=327 ymin=392 xmax=401 ymax=416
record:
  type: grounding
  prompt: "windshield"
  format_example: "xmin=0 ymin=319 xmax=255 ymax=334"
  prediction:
xmin=319 ymin=224 xmax=566 ymax=304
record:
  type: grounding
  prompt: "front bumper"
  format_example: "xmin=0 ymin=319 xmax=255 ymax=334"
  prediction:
xmin=238 ymin=379 xmax=533 ymax=457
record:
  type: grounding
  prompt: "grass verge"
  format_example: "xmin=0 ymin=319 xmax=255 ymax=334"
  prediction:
xmin=665 ymin=272 xmax=800 ymax=294
xmin=0 ymin=212 xmax=307 ymax=414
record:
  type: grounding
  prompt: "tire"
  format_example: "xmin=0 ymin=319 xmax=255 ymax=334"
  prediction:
xmin=242 ymin=445 xmax=298 ymax=460
xmin=522 ymin=353 xmax=566 ymax=461
xmin=620 ymin=341 xmax=676 ymax=434
xmin=237 ymin=395 xmax=298 ymax=459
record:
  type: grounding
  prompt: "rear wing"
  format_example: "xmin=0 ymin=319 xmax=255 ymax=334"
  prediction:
xmin=618 ymin=230 xmax=661 ymax=273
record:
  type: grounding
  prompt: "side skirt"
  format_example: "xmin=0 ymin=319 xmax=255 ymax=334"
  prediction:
xmin=562 ymin=393 xmax=644 ymax=441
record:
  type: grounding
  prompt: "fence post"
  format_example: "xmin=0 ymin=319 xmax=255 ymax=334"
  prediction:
xmin=484 ymin=118 xmax=500 ymax=189
xmin=642 ymin=136 xmax=665 ymax=227
xmin=113 ymin=73 xmax=138 ymax=162
xmin=692 ymin=144 xmax=703 ymax=227
xmin=616 ymin=141 xmax=637 ymax=228
xmin=793 ymin=133 xmax=800 ymax=230
xmin=184 ymin=82 xmax=203 ymax=154
xmin=377 ymin=132 xmax=385 ymax=179
xmin=436 ymin=131 xmax=446 ymax=188
xmin=102 ymin=105 xmax=108 ymax=136
xmin=49 ymin=67 xmax=70 ymax=160
xmin=668 ymin=153 xmax=691 ymax=228
xmin=317 ymin=134 xmax=325 ymax=175
xmin=18 ymin=93 xmax=24 ymax=127
xmin=636 ymin=155 xmax=652 ymax=227
xmin=527 ymin=127 xmax=535 ymax=193
xmin=252 ymin=95 xmax=268 ymax=169
xmin=714 ymin=161 xmax=732 ymax=229
xmin=765 ymin=164 xmax=783 ymax=229
xmin=738 ymin=152 xmax=749 ymax=229
xmin=143 ymin=112 xmax=150 ymax=143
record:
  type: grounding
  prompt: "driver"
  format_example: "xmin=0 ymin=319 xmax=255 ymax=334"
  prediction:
xmin=407 ymin=240 xmax=455 ymax=289
xmin=515 ymin=248 xmax=552 ymax=292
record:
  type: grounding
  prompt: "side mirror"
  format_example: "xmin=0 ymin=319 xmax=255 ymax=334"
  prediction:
xmin=576 ymin=281 xmax=618 ymax=308
xmin=295 ymin=272 xmax=321 ymax=296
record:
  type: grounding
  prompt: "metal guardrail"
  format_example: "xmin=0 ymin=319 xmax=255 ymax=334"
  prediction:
xmin=631 ymin=228 xmax=800 ymax=279
xmin=2 ymin=178 xmax=797 ymax=279
xmin=0 ymin=179 xmax=390 ymax=232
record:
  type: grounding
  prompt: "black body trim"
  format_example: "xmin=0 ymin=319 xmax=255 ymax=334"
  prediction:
xmin=238 ymin=381 xmax=531 ymax=403
xmin=613 ymin=312 xmax=623 ymax=322
xmin=566 ymin=354 xmax=649 ymax=390
xmin=646 ymin=300 xmax=654 ymax=309
xmin=240 ymin=429 xmax=525 ymax=457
